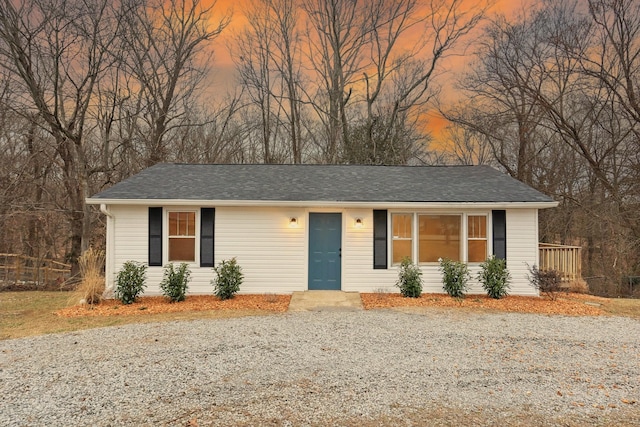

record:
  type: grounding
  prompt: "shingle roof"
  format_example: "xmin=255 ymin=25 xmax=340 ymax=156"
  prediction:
xmin=89 ymin=163 xmax=554 ymax=204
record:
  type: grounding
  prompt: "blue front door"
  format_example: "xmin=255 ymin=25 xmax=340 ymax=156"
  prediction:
xmin=308 ymin=213 xmax=342 ymax=290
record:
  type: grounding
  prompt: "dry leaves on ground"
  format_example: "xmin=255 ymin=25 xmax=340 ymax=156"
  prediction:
xmin=56 ymin=294 xmax=291 ymax=318
xmin=361 ymin=292 xmax=607 ymax=316
xmin=57 ymin=292 xmax=619 ymax=318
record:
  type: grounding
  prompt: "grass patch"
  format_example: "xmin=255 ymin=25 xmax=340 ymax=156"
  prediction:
xmin=0 ymin=291 xmax=284 ymax=340
xmin=598 ymin=298 xmax=640 ymax=318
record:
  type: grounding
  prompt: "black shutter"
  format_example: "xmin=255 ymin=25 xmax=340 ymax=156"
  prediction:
xmin=200 ymin=208 xmax=215 ymax=267
xmin=373 ymin=210 xmax=388 ymax=269
xmin=492 ymin=210 xmax=506 ymax=260
xmin=148 ymin=207 xmax=163 ymax=266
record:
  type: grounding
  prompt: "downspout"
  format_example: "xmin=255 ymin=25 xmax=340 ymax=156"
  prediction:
xmin=100 ymin=204 xmax=115 ymax=296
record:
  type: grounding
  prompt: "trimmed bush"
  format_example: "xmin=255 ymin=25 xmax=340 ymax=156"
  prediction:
xmin=160 ymin=263 xmax=191 ymax=302
xmin=478 ymin=256 xmax=511 ymax=299
xmin=439 ymin=258 xmax=470 ymax=298
xmin=395 ymin=257 xmax=423 ymax=298
xmin=212 ymin=258 xmax=243 ymax=300
xmin=527 ymin=264 xmax=562 ymax=300
xmin=115 ymin=261 xmax=147 ymax=305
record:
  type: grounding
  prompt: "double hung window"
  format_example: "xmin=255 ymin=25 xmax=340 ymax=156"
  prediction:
xmin=168 ymin=212 xmax=196 ymax=262
xmin=391 ymin=214 xmax=413 ymax=264
xmin=467 ymin=215 xmax=487 ymax=262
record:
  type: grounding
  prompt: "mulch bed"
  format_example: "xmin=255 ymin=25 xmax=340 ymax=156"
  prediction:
xmin=56 ymin=294 xmax=291 ymax=317
xmin=361 ymin=292 xmax=607 ymax=316
xmin=57 ymin=292 xmax=611 ymax=318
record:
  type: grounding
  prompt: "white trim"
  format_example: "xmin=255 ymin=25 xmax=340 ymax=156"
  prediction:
xmin=164 ymin=208 xmax=199 ymax=266
xmin=390 ymin=212 xmax=414 ymax=266
xmin=87 ymin=198 xmax=558 ymax=209
xmin=466 ymin=214 xmax=489 ymax=264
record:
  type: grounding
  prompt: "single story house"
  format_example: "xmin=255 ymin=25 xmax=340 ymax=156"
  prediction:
xmin=87 ymin=163 xmax=558 ymax=296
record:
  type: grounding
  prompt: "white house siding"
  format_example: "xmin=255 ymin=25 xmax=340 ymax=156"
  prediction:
xmin=215 ymin=207 xmax=306 ymax=294
xmin=504 ymin=208 xmax=539 ymax=296
xmin=107 ymin=205 xmax=539 ymax=296
xmin=108 ymin=205 xmax=307 ymax=295
xmin=342 ymin=208 xmax=539 ymax=295
xmin=342 ymin=209 xmax=398 ymax=292
xmin=108 ymin=205 xmax=160 ymax=291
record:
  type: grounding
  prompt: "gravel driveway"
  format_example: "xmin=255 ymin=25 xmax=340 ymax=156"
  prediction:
xmin=1 ymin=309 xmax=639 ymax=426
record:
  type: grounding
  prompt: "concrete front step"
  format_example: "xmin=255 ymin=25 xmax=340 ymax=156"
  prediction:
xmin=288 ymin=291 xmax=363 ymax=312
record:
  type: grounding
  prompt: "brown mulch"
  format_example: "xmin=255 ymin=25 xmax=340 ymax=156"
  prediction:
xmin=361 ymin=292 xmax=608 ymax=316
xmin=56 ymin=294 xmax=291 ymax=317
xmin=57 ymin=292 xmax=613 ymax=318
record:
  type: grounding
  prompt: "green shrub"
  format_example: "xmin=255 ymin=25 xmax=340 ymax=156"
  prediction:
xmin=212 ymin=258 xmax=243 ymax=300
xmin=478 ymin=256 xmax=511 ymax=299
xmin=527 ymin=264 xmax=562 ymax=300
xmin=395 ymin=257 xmax=423 ymax=298
xmin=439 ymin=258 xmax=470 ymax=298
xmin=115 ymin=261 xmax=147 ymax=305
xmin=160 ymin=263 xmax=191 ymax=302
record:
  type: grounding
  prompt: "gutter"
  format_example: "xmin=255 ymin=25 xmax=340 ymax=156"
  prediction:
xmin=99 ymin=204 xmax=115 ymax=296
xmin=87 ymin=198 xmax=559 ymax=210
xmin=100 ymin=203 xmax=113 ymax=218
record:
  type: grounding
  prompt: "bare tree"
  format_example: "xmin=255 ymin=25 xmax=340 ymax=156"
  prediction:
xmin=119 ymin=0 xmax=230 ymax=167
xmin=0 ymin=0 xmax=120 ymax=273
xmin=302 ymin=0 xmax=372 ymax=162
xmin=440 ymin=123 xmax=495 ymax=166
xmin=443 ymin=10 xmax=553 ymax=183
xmin=234 ymin=0 xmax=307 ymax=164
xmin=449 ymin=0 xmax=640 ymax=289
xmin=234 ymin=0 xmax=282 ymax=163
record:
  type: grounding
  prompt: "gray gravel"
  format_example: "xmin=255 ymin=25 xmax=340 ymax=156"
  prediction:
xmin=1 ymin=309 xmax=639 ymax=426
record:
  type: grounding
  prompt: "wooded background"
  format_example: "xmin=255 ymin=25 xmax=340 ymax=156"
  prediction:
xmin=0 ymin=0 xmax=637 ymax=295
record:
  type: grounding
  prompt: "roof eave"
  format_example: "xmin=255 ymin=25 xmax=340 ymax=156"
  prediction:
xmin=87 ymin=198 xmax=559 ymax=210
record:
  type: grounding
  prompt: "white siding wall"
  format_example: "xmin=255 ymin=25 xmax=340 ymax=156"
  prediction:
xmin=215 ymin=207 xmax=306 ymax=293
xmin=109 ymin=205 xmax=306 ymax=295
xmin=109 ymin=205 xmax=160 ymax=291
xmin=504 ymin=209 xmax=539 ymax=296
xmin=342 ymin=208 xmax=540 ymax=295
xmin=342 ymin=209 xmax=397 ymax=292
xmin=107 ymin=205 xmax=540 ymax=296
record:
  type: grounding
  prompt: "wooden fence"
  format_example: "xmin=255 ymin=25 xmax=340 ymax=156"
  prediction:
xmin=0 ymin=253 xmax=71 ymax=287
xmin=539 ymin=243 xmax=582 ymax=281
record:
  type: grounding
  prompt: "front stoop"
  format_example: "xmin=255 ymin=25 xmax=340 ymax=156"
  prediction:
xmin=288 ymin=291 xmax=363 ymax=312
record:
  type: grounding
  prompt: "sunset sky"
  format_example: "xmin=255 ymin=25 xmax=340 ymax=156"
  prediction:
xmin=203 ymin=0 xmax=536 ymax=140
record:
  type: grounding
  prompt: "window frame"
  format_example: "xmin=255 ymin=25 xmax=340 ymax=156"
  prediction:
xmin=391 ymin=212 xmax=414 ymax=266
xmin=466 ymin=214 xmax=488 ymax=264
xmin=165 ymin=209 xmax=199 ymax=264
xmin=387 ymin=210 xmax=492 ymax=266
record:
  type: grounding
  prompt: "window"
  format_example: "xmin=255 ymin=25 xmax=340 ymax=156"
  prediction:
xmin=168 ymin=211 xmax=196 ymax=262
xmin=392 ymin=214 xmax=412 ymax=264
xmin=419 ymin=215 xmax=461 ymax=262
xmin=467 ymin=215 xmax=487 ymax=262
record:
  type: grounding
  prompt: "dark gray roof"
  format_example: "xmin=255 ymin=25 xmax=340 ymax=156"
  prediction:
xmin=89 ymin=163 xmax=554 ymax=203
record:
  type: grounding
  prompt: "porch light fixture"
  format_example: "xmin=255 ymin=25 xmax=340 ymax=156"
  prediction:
xmin=355 ymin=217 xmax=363 ymax=228
xmin=289 ymin=217 xmax=298 ymax=227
